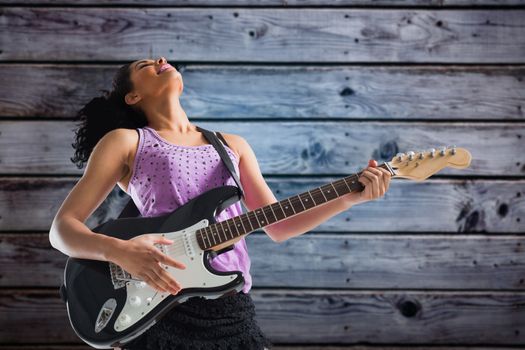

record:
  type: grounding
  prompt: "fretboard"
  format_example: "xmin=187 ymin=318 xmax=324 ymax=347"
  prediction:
xmin=196 ymin=163 xmax=392 ymax=250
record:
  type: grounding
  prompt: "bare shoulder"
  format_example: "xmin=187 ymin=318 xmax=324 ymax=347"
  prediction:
xmin=217 ymin=132 xmax=248 ymax=161
xmin=95 ymin=128 xmax=139 ymax=180
xmin=104 ymin=127 xmax=138 ymax=143
xmin=100 ymin=128 xmax=138 ymax=156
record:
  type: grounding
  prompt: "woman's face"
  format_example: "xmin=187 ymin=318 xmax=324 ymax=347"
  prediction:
xmin=125 ymin=56 xmax=183 ymax=107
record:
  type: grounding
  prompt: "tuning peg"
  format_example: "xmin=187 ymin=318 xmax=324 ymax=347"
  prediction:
xmin=449 ymin=145 xmax=457 ymax=155
xmin=428 ymin=148 xmax=436 ymax=158
xmin=418 ymin=152 xmax=424 ymax=160
xmin=407 ymin=151 xmax=415 ymax=161
xmin=439 ymin=146 xmax=447 ymax=156
xmin=396 ymin=152 xmax=404 ymax=161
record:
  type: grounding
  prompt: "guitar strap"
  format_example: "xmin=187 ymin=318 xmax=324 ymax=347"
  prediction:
xmin=117 ymin=126 xmax=244 ymax=219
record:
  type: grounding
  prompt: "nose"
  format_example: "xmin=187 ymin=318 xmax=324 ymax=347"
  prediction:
xmin=157 ymin=57 xmax=167 ymax=65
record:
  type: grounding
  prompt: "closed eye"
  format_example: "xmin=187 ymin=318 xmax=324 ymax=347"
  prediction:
xmin=138 ymin=63 xmax=154 ymax=70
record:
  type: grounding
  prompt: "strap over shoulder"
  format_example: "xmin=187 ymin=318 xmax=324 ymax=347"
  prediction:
xmin=196 ymin=125 xmax=245 ymax=199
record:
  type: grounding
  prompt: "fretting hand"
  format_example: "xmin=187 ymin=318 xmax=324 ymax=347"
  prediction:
xmin=343 ymin=159 xmax=392 ymax=207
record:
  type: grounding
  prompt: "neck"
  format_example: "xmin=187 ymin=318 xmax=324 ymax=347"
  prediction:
xmin=146 ymin=96 xmax=193 ymax=133
xmin=196 ymin=162 xmax=394 ymax=251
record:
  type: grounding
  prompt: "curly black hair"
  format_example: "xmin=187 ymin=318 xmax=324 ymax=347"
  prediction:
xmin=70 ymin=62 xmax=149 ymax=169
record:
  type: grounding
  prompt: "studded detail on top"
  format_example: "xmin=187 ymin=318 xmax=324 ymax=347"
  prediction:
xmin=126 ymin=126 xmax=252 ymax=294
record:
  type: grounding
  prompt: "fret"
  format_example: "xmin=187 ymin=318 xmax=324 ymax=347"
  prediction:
xmin=197 ymin=229 xmax=204 ymax=249
xmin=258 ymin=207 xmax=270 ymax=225
xmin=224 ymin=219 xmax=235 ymax=238
xmin=269 ymin=203 xmax=278 ymax=222
xmin=206 ymin=226 xmax=213 ymax=248
xmin=307 ymin=190 xmax=319 ymax=206
xmin=291 ymin=195 xmax=306 ymax=212
xmin=313 ymin=188 xmax=328 ymax=205
xmin=298 ymin=195 xmax=307 ymax=210
xmin=217 ymin=221 xmax=226 ymax=242
xmin=342 ymin=178 xmax=353 ymax=194
xmin=255 ymin=208 xmax=268 ymax=227
xmin=287 ymin=198 xmax=296 ymax=215
xmin=319 ymin=186 xmax=328 ymax=202
xmin=299 ymin=192 xmax=315 ymax=210
xmin=247 ymin=211 xmax=260 ymax=231
xmin=209 ymin=225 xmax=217 ymax=245
xmin=330 ymin=182 xmax=341 ymax=196
xmin=233 ymin=218 xmax=242 ymax=237
xmin=274 ymin=201 xmax=286 ymax=220
xmin=237 ymin=216 xmax=248 ymax=234
xmin=342 ymin=177 xmax=352 ymax=192
xmin=223 ymin=220 xmax=233 ymax=241
xmin=243 ymin=213 xmax=254 ymax=232
xmin=234 ymin=216 xmax=246 ymax=236
xmin=253 ymin=209 xmax=264 ymax=227
xmin=263 ymin=205 xmax=278 ymax=224
xmin=204 ymin=227 xmax=212 ymax=248
xmin=228 ymin=217 xmax=239 ymax=237
xmin=321 ymin=183 xmax=338 ymax=201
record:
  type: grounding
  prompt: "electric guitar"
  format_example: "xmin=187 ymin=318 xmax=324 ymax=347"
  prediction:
xmin=60 ymin=145 xmax=471 ymax=349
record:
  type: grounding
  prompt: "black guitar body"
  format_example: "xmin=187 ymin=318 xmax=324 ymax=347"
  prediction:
xmin=60 ymin=185 xmax=245 ymax=349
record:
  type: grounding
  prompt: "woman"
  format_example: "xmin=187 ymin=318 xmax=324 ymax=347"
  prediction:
xmin=49 ymin=56 xmax=392 ymax=349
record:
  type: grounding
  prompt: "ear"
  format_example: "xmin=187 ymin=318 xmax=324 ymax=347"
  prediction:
xmin=125 ymin=91 xmax=141 ymax=106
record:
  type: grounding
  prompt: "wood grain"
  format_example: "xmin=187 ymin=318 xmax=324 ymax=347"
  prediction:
xmin=1 ymin=8 xmax=524 ymax=62
xmin=0 ymin=121 xmax=523 ymax=175
xmin=1 ymin=177 xmax=523 ymax=232
xmin=0 ymin=65 xmax=523 ymax=120
xmin=2 ymin=233 xmax=525 ymax=290
xmin=1 ymin=289 xmax=524 ymax=344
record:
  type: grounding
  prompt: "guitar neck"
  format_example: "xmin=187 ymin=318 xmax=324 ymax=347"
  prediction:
xmin=196 ymin=162 xmax=394 ymax=250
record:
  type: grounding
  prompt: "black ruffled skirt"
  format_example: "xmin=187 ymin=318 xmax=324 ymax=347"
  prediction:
xmin=122 ymin=291 xmax=273 ymax=350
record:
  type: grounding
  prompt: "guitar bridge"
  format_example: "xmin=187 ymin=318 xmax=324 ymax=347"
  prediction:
xmin=109 ymin=262 xmax=140 ymax=289
xmin=108 ymin=243 xmax=166 ymax=289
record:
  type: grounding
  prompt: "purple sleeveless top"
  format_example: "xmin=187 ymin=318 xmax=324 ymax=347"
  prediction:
xmin=126 ymin=126 xmax=252 ymax=294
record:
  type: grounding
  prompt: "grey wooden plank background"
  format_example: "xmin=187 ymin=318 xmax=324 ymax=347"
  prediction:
xmin=1 ymin=0 xmax=525 ymax=5
xmin=1 ymin=121 xmax=524 ymax=175
xmin=2 ymin=233 xmax=525 ymax=289
xmin=1 ymin=177 xmax=524 ymax=232
xmin=0 ymin=0 xmax=524 ymax=348
xmin=1 ymin=8 xmax=524 ymax=63
xmin=2 ymin=65 xmax=523 ymax=121
xmin=1 ymin=289 xmax=524 ymax=344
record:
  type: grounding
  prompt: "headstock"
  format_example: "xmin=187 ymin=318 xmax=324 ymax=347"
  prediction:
xmin=385 ymin=145 xmax=472 ymax=181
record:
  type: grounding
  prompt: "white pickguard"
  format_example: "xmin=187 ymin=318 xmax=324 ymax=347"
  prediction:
xmin=112 ymin=219 xmax=240 ymax=332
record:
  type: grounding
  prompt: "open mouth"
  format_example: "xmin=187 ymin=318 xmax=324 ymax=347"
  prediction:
xmin=157 ymin=64 xmax=174 ymax=75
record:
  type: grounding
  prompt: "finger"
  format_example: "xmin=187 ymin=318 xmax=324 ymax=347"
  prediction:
xmin=358 ymin=172 xmax=370 ymax=186
xmin=368 ymin=166 xmax=384 ymax=176
xmin=368 ymin=168 xmax=386 ymax=197
xmin=154 ymin=249 xmax=187 ymax=270
xmin=380 ymin=179 xmax=386 ymax=197
xmin=378 ymin=168 xmax=391 ymax=190
xmin=143 ymin=273 xmax=168 ymax=293
xmin=158 ymin=263 xmax=182 ymax=290
xmin=150 ymin=265 xmax=180 ymax=294
xmin=377 ymin=167 xmax=391 ymax=177
xmin=364 ymin=170 xmax=379 ymax=198
xmin=153 ymin=236 xmax=174 ymax=245
xmin=358 ymin=173 xmax=371 ymax=197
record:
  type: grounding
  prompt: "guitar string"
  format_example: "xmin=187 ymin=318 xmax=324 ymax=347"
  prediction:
xmin=160 ymin=169 xmax=373 ymax=256
xmin=192 ymin=173 xmax=363 ymax=249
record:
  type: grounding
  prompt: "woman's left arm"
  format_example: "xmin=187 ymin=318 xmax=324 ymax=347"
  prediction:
xmin=225 ymin=134 xmax=391 ymax=243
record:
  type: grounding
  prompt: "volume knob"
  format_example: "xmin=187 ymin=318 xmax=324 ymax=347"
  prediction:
xmin=129 ymin=295 xmax=142 ymax=307
xmin=118 ymin=313 xmax=131 ymax=326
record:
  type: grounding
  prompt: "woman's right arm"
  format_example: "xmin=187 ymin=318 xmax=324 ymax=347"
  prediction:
xmin=49 ymin=128 xmax=186 ymax=295
xmin=48 ymin=128 xmax=133 ymax=262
